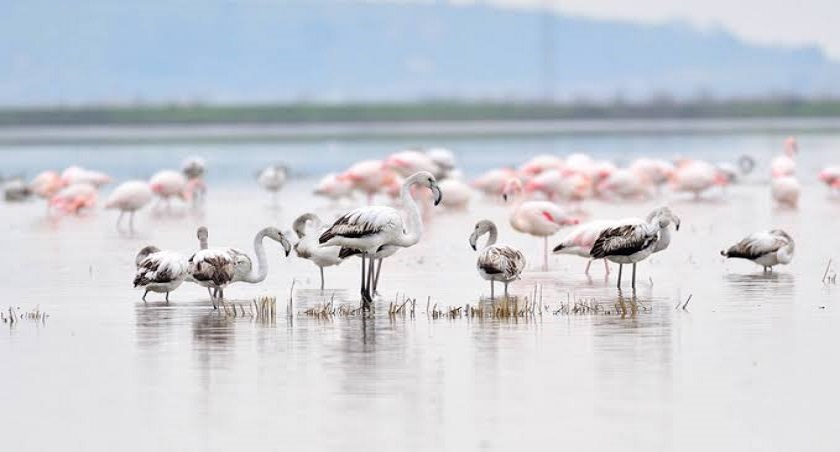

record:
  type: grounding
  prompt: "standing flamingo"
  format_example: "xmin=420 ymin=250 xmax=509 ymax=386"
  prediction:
xmin=590 ymin=207 xmax=680 ymax=289
xmin=257 ymin=165 xmax=287 ymax=204
xmin=669 ymin=160 xmax=728 ymax=199
xmin=181 ymin=156 xmax=207 ymax=206
xmin=519 ymin=154 xmax=564 ymax=178
xmin=552 ymin=220 xmax=617 ymax=275
xmin=149 ymin=170 xmax=192 ymax=210
xmin=818 ymin=166 xmax=840 ymax=193
xmin=292 ymin=213 xmax=343 ymax=290
xmin=502 ymin=178 xmax=579 ymax=271
xmin=105 ymin=181 xmax=153 ymax=231
xmin=319 ymin=171 xmax=442 ymax=309
xmin=29 ymin=171 xmax=64 ymax=199
xmin=339 ymin=160 xmax=399 ymax=205
xmin=384 ymin=150 xmax=440 ymax=177
xmin=771 ymin=136 xmax=798 ymax=178
xmin=188 ymin=227 xmax=292 ymax=308
xmin=61 ymin=166 xmax=112 ymax=187
xmin=313 ymin=172 xmax=354 ymax=201
xmin=721 ymin=230 xmax=794 ymax=271
xmin=50 ymin=183 xmax=98 ymax=214
xmin=437 ymin=178 xmax=472 ymax=210
xmin=134 ymin=246 xmax=188 ymax=303
xmin=471 ymin=168 xmax=516 ymax=197
xmin=469 ymin=220 xmax=526 ymax=299
xmin=771 ymin=176 xmax=801 ymax=208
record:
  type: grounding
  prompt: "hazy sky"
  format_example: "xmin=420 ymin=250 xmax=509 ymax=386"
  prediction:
xmin=449 ymin=0 xmax=840 ymax=59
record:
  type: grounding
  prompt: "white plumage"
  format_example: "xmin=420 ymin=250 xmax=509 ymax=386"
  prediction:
xmin=469 ymin=220 xmax=525 ymax=299
xmin=292 ymin=213 xmax=343 ymax=290
xmin=721 ymin=230 xmax=795 ymax=271
xmin=133 ymin=247 xmax=189 ymax=302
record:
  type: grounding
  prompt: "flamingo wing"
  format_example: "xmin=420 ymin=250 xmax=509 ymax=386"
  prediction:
xmin=319 ymin=206 xmax=401 ymax=244
xmin=478 ymin=245 xmax=526 ymax=280
xmin=134 ymin=251 xmax=186 ymax=287
xmin=723 ymin=231 xmax=789 ymax=260
xmin=590 ymin=224 xmax=656 ymax=259
xmin=188 ymin=249 xmax=237 ymax=286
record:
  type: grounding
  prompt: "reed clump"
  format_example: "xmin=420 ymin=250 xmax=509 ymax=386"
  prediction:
xmin=2 ymin=306 xmax=48 ymax=324
xmin=220 ymin=295 xmax=276 ymax=322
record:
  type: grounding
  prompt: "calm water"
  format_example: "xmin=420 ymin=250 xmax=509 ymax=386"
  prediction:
xmin=3 ymin=121 xmax=840 ymax=451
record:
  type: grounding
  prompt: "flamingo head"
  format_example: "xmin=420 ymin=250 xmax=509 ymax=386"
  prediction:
xmin=647 ymin=206 xmax=681 ymax=231
xmin=468 ymin=219 xmax=495 ymax=251
xmin=264 ymin=227 xmax=292 ymax=257
xmin=501 ymin=178 xmax=523 ymax=202
xmin=784 ymin=136 xmax=798 ymax=156
xmin=411 ymin=171 xmax=442 ymax=206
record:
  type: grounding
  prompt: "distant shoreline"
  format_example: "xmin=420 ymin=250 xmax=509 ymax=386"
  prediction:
xmin=4 ymin=99 xmax=840 ymax=128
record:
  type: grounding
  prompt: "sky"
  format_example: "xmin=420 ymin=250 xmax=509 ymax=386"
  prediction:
xmin=448 ymin=0 xmax=840 ymax=59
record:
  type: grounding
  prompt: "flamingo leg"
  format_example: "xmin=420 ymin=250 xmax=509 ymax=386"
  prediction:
xmin=604 ymin=259 xmax=610 ymax=275
xmin=360 ymin=254 xmax=367 ymax=295
xmin=319 ymin=266 xmax=325 ymax=291
xmin=631 ymin=263 xmax=637 ymax=290
xmin=617 ymin=264 xmax=623 ymax=289
xmin=129 ymin=211 xmax=135 ymax=233
xmin=504 ymin=282 xmax=509 ymax=298
xmin=165 ymin=291 xmax=170 ymax=304
xmin=543 ymin=237 xmax=548 ymax=271
xmin=584 ymin=259 xmax=592 ymax=275
xmin=491 ymin=281 xmax=495 ymax=300
xmin=116 ymin=211 xmax=125 ymax=229
xmin=367 ymin=254 xmax=376 ymax=297
xmin=142 ymin=289 xmax=149 ymax=302
xmin=373 ymin=258 xmax=383 ymax=294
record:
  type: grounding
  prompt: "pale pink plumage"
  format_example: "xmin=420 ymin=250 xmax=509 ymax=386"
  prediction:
xmin=50 ymin=183 xmax=98 ymax=214
xmin=471 ymin=168 xmax=516 ymax=197
xmin=771 ymin=176 xmax=801 ymax=208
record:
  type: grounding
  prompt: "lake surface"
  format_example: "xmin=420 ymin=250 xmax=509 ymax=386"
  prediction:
xmin=2 ymin=120 xmax=840 ymax=451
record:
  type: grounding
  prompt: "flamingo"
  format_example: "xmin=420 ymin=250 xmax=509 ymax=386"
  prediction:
xmin=818 ymin=166 xmax=840 ymax=193
xmin=552 ymin=220 xmax=617 ymax=275
xmin=629 ymin=158 xmax=675 ymax=194
xmin=104 ymin=181 xmax=153 ymax=231
xmin=181 ymin=156 xmax=207 ymax=205
xmin=257 ymin=165 xmax=287 ymax=203
xmin=590 ymin=207 xmax=680 ymax=289
xmin=426 ymin=147 xmax=457 ymax=178
xmin=437 ymin=178 xmax=472 ymax=210
xmin=471 ymin=168 xmax=516 ymax=197
xmin=50 ymin=183 xmax=98 ymax=214
xmin=771 ymin=136 xmax=798 ymax=179
xmin=3 ymin=178 xmax=31 ymax=202
xmin=188 ymin=227 xmax=292 ymax=308
xmin=193 ymin=226 xmax=219 ymax=300
xmin=721 ymin=230 xmax=794 ymax=272
xmin=340 ymin=160 xmax=399 ymax=205
xmin=319 ymin=171 xmax=442 ymax=309
xmin=469 ymin=219 xmax=526 ymax=299
xmin=313 ymin=172 xmax=354 ymax=201
xmin=292 ymin=213 xmax=343 ymax=290
xmin=669 ymin=160 xmax=728 ymax=199
xmin=596 ymin=168 xmax=651 ymax=201
xmin=61 ymin=166 xmax=112 ymax=187
xmin=501 ymin=178 xmax=579 ymax=271
xmin=384 ymin=150 xmax=440 ymax=177
xmin=134 ymin=246 xmax=188 ymax=303
xmin=519 ymin=154 xmax=563 ymax=178
xmin=771 ymin=176 xmax=801 ymax=208
xmin=149 ymin=170 xmax=193 ymax=210
xmin=29 ymin=171 xmax=64 ymax=199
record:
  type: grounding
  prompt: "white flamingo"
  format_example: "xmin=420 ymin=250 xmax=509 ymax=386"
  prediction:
xmin=105 ymin=180 xmax=153 ymax=231
xmin=771 ymin=176 xmax=801 ymax=208
xmin=188 ymin=227 xmax=292 ymax=308
xmin=257 ymin=165 xmax=287 ymax=203
xmin=590 ymin=207 xmax=680 ymax=289
xmin=771 ymin=136 xmax=798 ymax=178
xmin=721 ymin=230 xmax=794 ymax=272
xmin=318 ymin=171 xmax=442 ymax=309
xmin=134 ymin=246 xmax=189 ymax=303
xmin=149 ymin=170 xmax=193 ymax=210
xmin=292 ymin=213 xmax=343 ymax=290
xmin=469 ymin=220 xmax=525 ymax=299
xmin=437 ymin=178 xmax=472 ymax=210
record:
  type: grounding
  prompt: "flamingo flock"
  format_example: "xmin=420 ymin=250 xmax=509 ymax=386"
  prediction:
xmin=7 ymin=137 xmax=833 ymax=309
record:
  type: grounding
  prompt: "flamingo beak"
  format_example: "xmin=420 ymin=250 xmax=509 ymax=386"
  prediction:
xmin=431 ymin=183 xmax=442 ymax=206
xmin=674 ymin=217 xmax=681 ymax=231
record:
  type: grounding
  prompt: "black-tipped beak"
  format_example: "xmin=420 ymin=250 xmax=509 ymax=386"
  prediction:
xmin=285 ymin=249 xmax=290 ymax=257
xmin=432 ymin=185 xmax=442 ymax=206
xmin=552 ymin=244 xmax=563 ymax=253
xmin=502 ymin=193 xmax=508 ymax=202
xmin=470 ymin=243 xmax=476 ymax=251
xmin=675 ymin=221 xmax=681 ymax=231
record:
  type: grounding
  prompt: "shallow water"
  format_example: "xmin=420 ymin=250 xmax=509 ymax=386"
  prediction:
xmin=3 ymin=124 xmax=840 ymax=451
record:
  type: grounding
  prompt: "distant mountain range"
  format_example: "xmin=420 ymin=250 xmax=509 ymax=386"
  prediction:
xmin=2 ymin=1 xmax=839 ymax=106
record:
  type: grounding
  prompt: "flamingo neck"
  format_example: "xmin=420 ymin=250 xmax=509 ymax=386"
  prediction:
xmin=199 ymin=237 xmax=208 ymax=250
xmin=242 ymin=229 xmax=270 ymax=283
xmin=777 ymin=240 xmax=795 ymax=264
xmin=395 ymin=175 xmax=424 ymax=247
xmin=484 ymin=223 xmax=498 ymax=248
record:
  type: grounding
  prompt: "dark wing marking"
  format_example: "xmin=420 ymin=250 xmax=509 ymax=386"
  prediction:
xmin=590 ymin=224 xmax=656 ymax=258
xmin=188 ymin=252 xmax=235 ymax=286
xmin=723 ymin=232 xmax=787 ymax=260
xmin=320 ymin=212 xmax=382 ymax=243
xmin=479 ymin=246 xmax=526 ymax=279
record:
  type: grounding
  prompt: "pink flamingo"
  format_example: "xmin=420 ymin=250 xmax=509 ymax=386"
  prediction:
xmin=552 ymin=220 xmax=617 ymax=275
xmin=629 ymin=158 xmax=675 ymax=194
xmin=29 ymin=171 xmax=64 ymax=199
xmin=105 ymin=181 xmax=153 ymax=231
xmin=771 ymin=136 xmax=798 ymax=178
xmin=437 ymin=178 xmax=472 ymax=210
xmin=61 ymin=166 xmax=112 ymax=187
xmin=669 ymin=160 xmax=728 ymax=199
xmin=50 ymin=183 xmax=98 ymax=214
xmin=384 ymin=150 xmax=439 ymax=177
xmin=149 ymin=170 xmax=193 ymax=210
xmin=771 ymin=176 xmax=801 ymax=208
xmin=596 ymin=168 xmax=652 ymax=201
xmin=471 ymin=168 xmax=516 ymax=197
xmin=313 ymin=172 xmax=354 ymax=201
xmin=339 ymin=160 xmax=399 ymax=205
xmin=518 ymin=154 xmax=564 ymax=178
xmin=818 ymin=166 xmax=840 ymax=193
xmin=502 ymin=178 xmax=579 ymax=271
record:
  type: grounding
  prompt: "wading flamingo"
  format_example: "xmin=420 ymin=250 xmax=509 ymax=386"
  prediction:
xmin=552 ymin=220 xmax=617 ymax=275
xmin=292 ymin=213 xmax=343 ymax=290
xmin=721 ymin=230 xmax=794 ymax=272
xmin=134 ymin=246 xmax=188 ymax=303
xmin=105 ymin=181 xmax=153 ymax=231
xmin=469 ymin=219 xmax=525 ymax=299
